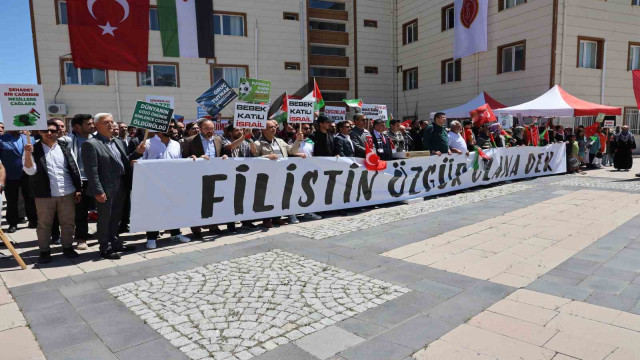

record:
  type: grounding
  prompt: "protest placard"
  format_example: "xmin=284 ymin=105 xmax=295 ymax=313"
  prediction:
xmin=145 ymin=95 xmax=174 ymax=109
xmin=196 ymin=79 xmax=237 ymax=117
xmin=362 ymin=104 xmax=388 ymax=121
xmin=324 ymin=106 xmax=346 ymax=122
xmin=234 ymin=102 xmax=269 ymax=129
xmin=237 ymin=77 xmax=271 ymax=103
xmin=604 ymin=120 xmax=615 ymax=128
xmin=498 ymin=113 xmax=512 ymax=129
xmin=287 ymin=99 xmax=314 ymax=123
xmin=130 ymin=101 xmax=174 ymax=132
xmin=596 ymin=113 xmax=605 ymax=123
xmin=0 ymin=84 xmax=47 ymax=131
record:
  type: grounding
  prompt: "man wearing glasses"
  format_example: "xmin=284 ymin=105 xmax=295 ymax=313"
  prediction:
xmin=334 ymin=121 xmax=356 ymax=157
xmin=23 ymin=120 xmax=82 ymax=264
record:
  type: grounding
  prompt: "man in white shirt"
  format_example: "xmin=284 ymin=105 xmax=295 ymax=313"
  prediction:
xmin=448 ymin=120 xmax=469 ymax=155
xmin=135 ymin=130 xmax=191 ymax=249
xmin=23 ymin=120 xmax=82 ymax=264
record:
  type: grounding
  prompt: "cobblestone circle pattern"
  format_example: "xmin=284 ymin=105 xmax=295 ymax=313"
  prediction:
xmin=108 ymin=249 xmax=409 ymax=360
xmin=292 ymin=183 xmax=532 ymax=239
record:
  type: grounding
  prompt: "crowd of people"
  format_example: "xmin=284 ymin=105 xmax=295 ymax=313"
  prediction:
xmin=0 ymin=111 xmax=636 ymax=264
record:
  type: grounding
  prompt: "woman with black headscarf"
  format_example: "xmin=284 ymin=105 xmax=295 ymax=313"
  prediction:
xmin=612 ymin=125 xmax=636 ymax=171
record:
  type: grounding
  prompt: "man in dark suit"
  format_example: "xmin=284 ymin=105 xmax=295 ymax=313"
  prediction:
xmin=308 ymin=115 xmax=335 ymax=156
xmin=181 ymin=119 xmax=226 ymax=238
xmin=349 ymin=113 xmax=370 ymax=158
xmin=82 ymin=113 xmax=139 ymax=259
xmin=372 ymin=119 xmax=393 ymax=160
xmin=334 ymin=120 xmax=356 ymax=157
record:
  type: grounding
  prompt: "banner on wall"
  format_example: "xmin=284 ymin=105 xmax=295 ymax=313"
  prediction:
xmin=131 ymin=144 xmax=566 ymax=231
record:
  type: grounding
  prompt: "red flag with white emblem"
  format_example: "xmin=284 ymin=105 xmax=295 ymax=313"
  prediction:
xmin=67 ymin=0 xmax=149 ymax=71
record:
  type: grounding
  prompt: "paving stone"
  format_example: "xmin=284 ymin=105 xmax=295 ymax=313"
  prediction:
xmin=66 ymin=289 xmax=116 ymax=309
xmin=407 ymin=279 xmax=462 ymax=299
xmin=556 ymin=258 xmax=602 ymax=276
xmin=591 ymin=267 xmax=638 ymax=282
xmin=604 ymin=256 xmax=640 ymax=273
xmin=527 ymin=280 xmax=592 ymax=301
xmin=578 ymin=276 xmax=629 ymax=295
xmin=585 ymin=292 xmax=639 ymax=312
xmin=335 ymin=318 xmax=388 ymax=339
xmin=0 ymin=326 xmax=45 ymax=360
xmin=115 ymin=337 xmax=189 ymax=360
xmin=253 ymin=343 xmax=319 ymax=360
xmin=338 ymin=337 xmax=414 ymax=360
xmin=47 ymin=339 xmax=119 ymax=360
xmin=30 ymin=322 xmax=98 ymax=354
xmin=376 ymin=314 xmax=455 ymax=350
xmin=294 ymin=326 xmax=364 ymax=359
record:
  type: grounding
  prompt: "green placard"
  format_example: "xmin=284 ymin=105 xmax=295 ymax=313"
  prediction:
xmin=130 ymin=100 xmax=174 ymax=132
xmin=237 ymin=77 xmax=271 ymax=103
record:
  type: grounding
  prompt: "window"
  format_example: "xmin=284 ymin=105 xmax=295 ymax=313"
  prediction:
xmin=285 ymin=62 xmax=300 ymax=70
xmin=309 ymin=0 xmax=346 ymax=11
xmin=310 ymin=46 xmax=346 ymax=56
xmin=499 ymin=0 xmax=527 ymax=11
xmin=322 ymin=92 xmax=348 ymax=102
xmin=442 ymin=4 xmax=454 ymax=31
xmin=403 ymin=67 xmax=418 ymax=90
xmin=211 ymin=65 xmax=248 ymax=88
xmin=283 ymin=12 xmax=299 ymax=21
xmin=629 ymin=43 xmax=640 ymax=71
xmin=441 ymin=58 xmax=461 ymax=84
xmin=309 ymin=21 xmax=346 ymax=32
xmin=310 ymin=67 xmax=347 ymax=77
xmin=364 ymin=66 xmax=378 ymax=74
xmin=626 ymin=108 xmax=640 ymax=135
xmin=497 ymin=41 xmax=526 ymax=74
xmin=213 ymin=12 xmax=246 ymax=36
xmin=634 ymin=0 xmax=640 ymax=5
xmin=149 ymin=7 xmax=159 ymax=31
xmin=61 ymin=60 xmax=107 ymax=85
xmin=139 ymin=63 xmax=178 ymax=87
xmin=403 ymin=19 xmax=418 ymax=45
xmin=56 ymin=0 xmax=68 ymax=25
xmin=577 ymin=37 xmax=604 ymax=69
xmin=364 ymin=19 xmax=378 ymax=28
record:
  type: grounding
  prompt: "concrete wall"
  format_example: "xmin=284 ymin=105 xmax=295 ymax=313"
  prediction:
xmin=394 ymin=0 xmax=555 ymax=119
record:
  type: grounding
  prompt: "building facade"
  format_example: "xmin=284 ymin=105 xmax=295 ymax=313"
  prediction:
xmin=29 ymin=0 xmax=640 ymax=131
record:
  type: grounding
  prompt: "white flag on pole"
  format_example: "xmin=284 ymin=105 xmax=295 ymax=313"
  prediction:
xmin=454 ymin=0 xmax=488 ymax=59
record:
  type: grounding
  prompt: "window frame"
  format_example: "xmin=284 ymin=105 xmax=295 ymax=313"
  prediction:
xmin=310 ymin=67 xmax=347 ymax=78
xmin=310 ymin=45 xmax=347 ymax=57
xmin=309 ymin=20 xmax=347 ymax=32
xmin=137 ymin=62 xmax=180 ymax=88
xmin=284 ymin=62 xmax=301 ymax=70
xmin=403 ymin=67 xmax=418 ymax=91
xmin=499 ymin=0 xmax=527 ymax=12
xmin=364 ymin=66 xmax=379 ymax=75
xmin=55 ymin=0 xmax=67 ymax=25
xmin=213 ymin=11 xmax=248 ymax=37
xmin=633 ymin=0 xmax=640 ymax=6
xmin=576 ymin=36 xmax=604 ymax=69
xmin=402 ymin=19 xmax=418 ymax=45
xmin=59 ymin=58 xmax=109 ymax=86
xmin=210 ymin=64 xmax=249 ymax=87
xmin=441 ymin=58 xmax=461 ymax=84
xmin=149 ymin=5 xmax=160 ymax=31
xmin=629 ymin=42 xmax=640 ymax=71
xmin=497 ymin=40 xmax=526 ymax=74
xmin=441 ymin=4 xmax=454 ymax=32
xmin=364 ymin=19 xmax=378 ymax=28
xmin=283 ymin=12 xmax=299 ymax=21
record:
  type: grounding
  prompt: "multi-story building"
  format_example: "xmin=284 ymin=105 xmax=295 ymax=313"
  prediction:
xmin=28 ymin=0 xmax=640 ymax=132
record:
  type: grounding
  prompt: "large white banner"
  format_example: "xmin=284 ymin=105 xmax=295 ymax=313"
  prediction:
xmin=131 ymin=144 xmax=566 ymax=231
xmin=454 ymin=0 xmax=488 ymax=59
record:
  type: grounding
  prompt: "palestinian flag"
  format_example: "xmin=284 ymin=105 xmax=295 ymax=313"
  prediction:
xmin=539 ymin=127 xmax=549 ymax=144
xmin=303 ymin=79 xmax=325 ymax=111
xmin=473 ymin=146 xmax=492 ymax=170
xmin=157 ymin=0 xmax=215 ymax=58
xmin=272 ymin=93 xmax=290 ymax=123
xmin=343 ymin=99 xmax=363 ymax=108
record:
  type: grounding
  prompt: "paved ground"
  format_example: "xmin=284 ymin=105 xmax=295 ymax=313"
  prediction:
xmin=3 ymin=162 xmax=640 ymax=359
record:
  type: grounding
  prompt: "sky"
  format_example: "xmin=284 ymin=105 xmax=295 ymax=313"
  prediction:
xmin=0 ymin=0 xmax=38 ymax=123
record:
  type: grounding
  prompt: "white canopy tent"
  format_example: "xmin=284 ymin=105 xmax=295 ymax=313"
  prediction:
xmin=430 ymin=92 xmax=506 ymax=119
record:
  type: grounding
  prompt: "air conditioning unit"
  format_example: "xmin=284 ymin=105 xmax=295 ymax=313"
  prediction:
xmin=47 ymin=104 xmax=67 ymax=115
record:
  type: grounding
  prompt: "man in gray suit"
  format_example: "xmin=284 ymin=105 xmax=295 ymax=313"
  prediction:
xmin=82 ymin=113 xmax=139 ymax=259
xmin=349 ymin=113 xmax=370 ymax=158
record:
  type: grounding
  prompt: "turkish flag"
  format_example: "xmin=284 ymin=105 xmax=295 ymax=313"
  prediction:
xmin=470 ymin=103 xmax=497 ymax=126
xmin=633 ymin=70 xmax=640 ymax=109
xmin=67 ymin=0 xmax=149 ymax=71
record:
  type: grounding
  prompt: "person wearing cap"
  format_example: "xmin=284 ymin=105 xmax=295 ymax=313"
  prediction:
xmin=372 ymin=120 xmax=393 ymax=161
xmin=308 ymin=115 xmax=336 ymax=157
xmin=133 ymin=127 xmax=191 ymax=249
xmin=423 ymin=112 xmax=451 ymax=156
xmin=350 ymin=113 xmax=370 ymax=158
